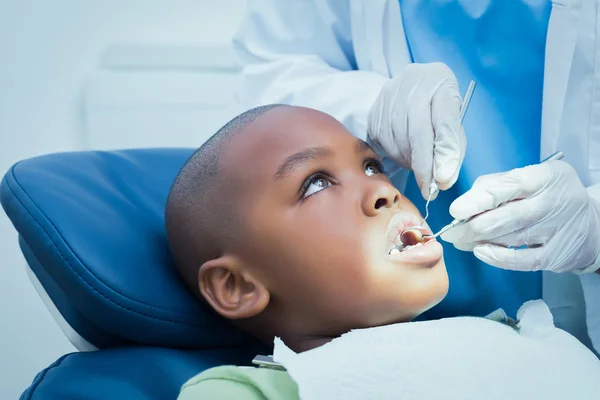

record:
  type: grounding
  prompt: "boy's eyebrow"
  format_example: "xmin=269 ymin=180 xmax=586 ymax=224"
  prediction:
xmin=274 ymin=140 xmax=375 ymax=181
xmin=274 ymin=147 xmax=332 ymax=181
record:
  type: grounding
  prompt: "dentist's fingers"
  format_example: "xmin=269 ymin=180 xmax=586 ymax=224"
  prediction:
xmin=448 ymin=163 xmax=552 ymax=221
xmin=451 ymin=241 xmax=476 ymax=252
xmin=405 ymin=79 xmax=436 ymax=200
xmin=486 ymin=224 xmax=558 ymax=249
xmin=441 ymin=195 xmax=553 ymax=245
xmin=431 ymin=77 xmax=464 ymax=190
xmin=473 ymin=244 xmax=543 ymax=271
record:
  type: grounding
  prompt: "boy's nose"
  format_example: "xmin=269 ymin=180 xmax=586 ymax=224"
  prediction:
xmin=362 ymin=181 xmax=400 ymax=216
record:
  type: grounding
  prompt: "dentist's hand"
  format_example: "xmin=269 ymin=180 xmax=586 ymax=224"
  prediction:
xmin=367 ymin=62 xmax=466 ymax=200
xmin=441 ymin=161 xmax=600 ymax=273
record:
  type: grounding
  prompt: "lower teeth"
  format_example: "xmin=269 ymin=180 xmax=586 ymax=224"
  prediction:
xmin=389 ymin=242 xmax=424 ymax=255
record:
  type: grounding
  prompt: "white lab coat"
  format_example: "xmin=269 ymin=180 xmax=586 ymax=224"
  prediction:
xmin=233 ymin=0 xmax=600 ymax=349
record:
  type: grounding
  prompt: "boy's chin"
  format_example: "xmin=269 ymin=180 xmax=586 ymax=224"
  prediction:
xmin=399 ymin=271 xmax=450 ymax=319
xmin=368 ymin=293 xmax=449 ymax=328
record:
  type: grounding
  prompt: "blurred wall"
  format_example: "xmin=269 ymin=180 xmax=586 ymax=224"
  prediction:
xmin=0 ymin=1 xmax=246 ymax=398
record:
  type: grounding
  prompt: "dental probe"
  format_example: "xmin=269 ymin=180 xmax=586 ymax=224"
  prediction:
xmin=421 ymin=80 xmax=477 ymax=224
xmin=421 ymin=151 xmax=565 ymax=240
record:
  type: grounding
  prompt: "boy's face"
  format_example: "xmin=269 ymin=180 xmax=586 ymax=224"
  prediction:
xmin=221 ymin=107 xmax=448 ymax=340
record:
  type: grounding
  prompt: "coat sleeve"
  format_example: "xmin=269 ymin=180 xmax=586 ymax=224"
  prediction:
xmin=585 ymin=183 xmax=600 ymax=274
xmin=232 ymin=0 xmax=390 ymax=139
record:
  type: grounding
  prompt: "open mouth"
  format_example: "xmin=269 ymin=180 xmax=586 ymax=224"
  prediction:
xmin=386 ymin=213 xmax=433 ymax=255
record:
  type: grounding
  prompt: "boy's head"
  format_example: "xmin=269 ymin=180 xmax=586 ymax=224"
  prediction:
xmin=166 ymin=105 xmax=448 ymax=351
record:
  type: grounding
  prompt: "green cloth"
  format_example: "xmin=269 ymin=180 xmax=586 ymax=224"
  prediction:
xmin=178 ymin=365 xmax=299 ymax=400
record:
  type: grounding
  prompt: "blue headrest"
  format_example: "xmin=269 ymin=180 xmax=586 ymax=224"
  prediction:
xmin=1 ymin=148 xmax=252 ymax=349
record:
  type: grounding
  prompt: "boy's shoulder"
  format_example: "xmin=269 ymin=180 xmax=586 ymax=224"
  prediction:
xmin=178 ymin=364 xmax=299 ymax=400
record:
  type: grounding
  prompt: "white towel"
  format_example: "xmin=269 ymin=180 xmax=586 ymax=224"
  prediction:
xmin=273 ymin=300 xmax=600 ymax=400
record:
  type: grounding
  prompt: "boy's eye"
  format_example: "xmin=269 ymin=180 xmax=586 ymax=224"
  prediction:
xmin=302 ymin=175 xmax=333 ymax=198
xmin=364 ymin=158 xmax=385 ymax=176
xmin=299 ymin=158 xmax=384 ymax=200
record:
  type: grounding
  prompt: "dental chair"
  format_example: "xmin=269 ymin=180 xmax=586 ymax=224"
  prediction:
xmin=2 ymin=147 xmax=595 ymax=399
xmin=1 ymin=148 xmax=266 ymax=399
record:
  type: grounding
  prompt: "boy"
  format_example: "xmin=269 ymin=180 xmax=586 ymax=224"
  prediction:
xmin=166 ymin=105 xmax=599 ymax=399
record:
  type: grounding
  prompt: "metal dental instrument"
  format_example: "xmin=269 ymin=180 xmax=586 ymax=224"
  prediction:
xmin=421 ymin=80 xmax=477 ymax=225
xmin=422 ymin=151 xmax=565 ymax=240
xmin=459 ymin=80 xmax=477 ymax=123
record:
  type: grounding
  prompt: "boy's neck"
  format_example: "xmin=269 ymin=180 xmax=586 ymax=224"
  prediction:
xmin=282 ymin=334 xmax=337 ymax=353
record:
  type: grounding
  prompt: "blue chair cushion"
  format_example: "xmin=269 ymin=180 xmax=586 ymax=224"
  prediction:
xmin=19 ymin=346 xmax=258 ymax=400
xmin=1 ymin=148 xmax=255 ymax=349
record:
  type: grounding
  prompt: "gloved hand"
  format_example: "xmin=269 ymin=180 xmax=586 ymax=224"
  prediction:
xmin=367 ymin=62 xmax=466 ymax=199
xmin=441 ymin=160 xmax=600 ymax=273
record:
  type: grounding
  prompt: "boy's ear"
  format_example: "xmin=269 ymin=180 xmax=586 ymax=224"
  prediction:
xmin=198 ymin=256 xmax=269 ymax=320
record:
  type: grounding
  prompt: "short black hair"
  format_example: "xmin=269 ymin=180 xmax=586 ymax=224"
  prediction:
xmin=165 ymin=104 xmax=284 ymax=295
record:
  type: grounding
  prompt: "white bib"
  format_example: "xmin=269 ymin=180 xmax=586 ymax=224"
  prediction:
xmin=273 ymin=301 xmax=600 ymax=400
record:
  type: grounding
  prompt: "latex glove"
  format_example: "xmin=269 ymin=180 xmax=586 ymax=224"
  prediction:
xmin=367 ymin=62 xmax=466 ymax=199
xmin=441 ymin=160 xmax=600 ymax=273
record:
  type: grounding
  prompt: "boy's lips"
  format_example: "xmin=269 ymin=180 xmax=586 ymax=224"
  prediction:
xmin=385 ymin=212 xmax=431 ymax=249
xmin=385 ymin=212 xmax=442 ymax=267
